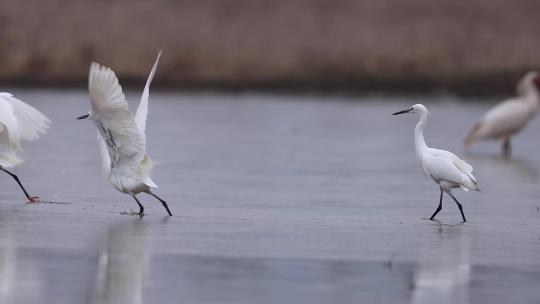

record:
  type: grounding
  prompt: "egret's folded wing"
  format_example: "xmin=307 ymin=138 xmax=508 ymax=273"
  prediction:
xmin=423 ymin=154 xmax=466 ymax=185
xmin=88 ymin=62 xmax=145 ymax=169
xmin=134 ymin=51 xmax=162 ymax=138
xmin=0 ymin=93 xmax=50 ymax=142
xmin=430 ymin=149 xmax=473 ymax=173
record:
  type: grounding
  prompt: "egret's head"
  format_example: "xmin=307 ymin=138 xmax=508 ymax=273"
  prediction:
xmin=517 ymin=71 xmax=540 ymax=95
xmin=392 ymin=104 xmax=430 ymax=116
xmin=76 ymin=111 xmax=91 ymax=120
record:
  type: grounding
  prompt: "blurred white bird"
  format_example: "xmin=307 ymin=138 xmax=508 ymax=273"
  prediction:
xmin=393 ymin=104 xmax=479 ymax=222
xmin=77 ymin=51 xmax=172 ymax=216
xmin=0 ymin=93 xmax=50 ymax=203
xmin=465 ymin=71 xmax=540 ymax=157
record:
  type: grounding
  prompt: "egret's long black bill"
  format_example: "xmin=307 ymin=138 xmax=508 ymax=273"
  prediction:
xmin=392 ymin=109 xmax=413 ymax=115
xmin=77 ymin=114 xmax=89 ymax=120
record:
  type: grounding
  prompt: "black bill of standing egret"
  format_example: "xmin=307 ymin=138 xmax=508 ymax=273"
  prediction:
xmin=392 ymin=108 xmax=413 ymax=115
xmin=393 ymin=104 xmax=479 ymax=222
xmin=0 ymin=93 xmax=51 ymax=203
xmin=78 ymin=50 xmax=173 ymax=216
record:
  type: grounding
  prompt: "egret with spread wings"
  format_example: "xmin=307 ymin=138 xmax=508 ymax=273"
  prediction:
xmin=393 ymin=104 xmax=479 ymax=222
xmin=0 ymin=93 xmax=50 ymax=202
xmin=78 ymin=51 xmax=172 ymax=216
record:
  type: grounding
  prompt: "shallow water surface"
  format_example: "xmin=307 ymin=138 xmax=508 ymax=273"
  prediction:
xmin=0 ymin=91 xmax=539 ymax=303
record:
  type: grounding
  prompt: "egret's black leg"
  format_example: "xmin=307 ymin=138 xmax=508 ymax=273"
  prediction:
xmin=145 ymin=191 xmax=173 ymax=216
xmin=502 ymin=138 xmax=511 ymax=158
xmin=0 ymin=168 xmax=32 ymax=201
xmin=429 ymin=187 xmax=444 ymax=220
xmin=131 ymin=194 xmax=144 ymax=215
xmin=448 ymin=193 xmax=467 ymax=222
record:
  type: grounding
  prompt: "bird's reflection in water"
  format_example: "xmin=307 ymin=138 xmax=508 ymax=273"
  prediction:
xmin=411 ymin=226 xmax=471 ymax=304
xmin=464 ymin=152 xmax=538 ymax=184
xmin=91 ymin=219 xmax=149 ymax=304
xmin=0 ymin=212 xmax=43 ymax=304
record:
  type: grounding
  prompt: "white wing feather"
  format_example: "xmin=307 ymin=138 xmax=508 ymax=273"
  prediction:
xmin=88 ymin=62 xmax=145 ymax=171
xmin=96 ymin=133 xmax=111 ymax=176
xmin=0 ymin=93 xmax=50 ymax=167
xmin=423 ymin=148 xmax=479 ymax=191
xmin=0 ymin=97 xmax=21 ymax=167
xmin=134 ymin=51 xmax=161 ymax=138
xmin=0 ymin=93 xmax=50 ymax=142
xmin=0 ymin=95 xmax=20 ymax=146
xmin=423 ymin=154 xmax=465 ymax=184
xmin=452 ymin=158 xmax=476 ymax=184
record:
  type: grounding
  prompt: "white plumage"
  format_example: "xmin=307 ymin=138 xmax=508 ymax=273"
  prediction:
xmin=465 ymin=71 xmax=540 ymax=157
xmin=394 ymin=104 xmax=479 ymax=222
xmin=0 ymin=93 xmax=50 ymax=201
xmin=421 ymin=149 xmax=478 ymax=193
xmin=79 ymin=51 xmax=172 ymax=216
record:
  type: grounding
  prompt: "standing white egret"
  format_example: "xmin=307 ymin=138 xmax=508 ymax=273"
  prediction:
xmin=77 ymin=51 xmax=172 ymax=216
xmin=393 ymin=104 xmax=479 ymax=222
xmin=465 ymin=71 xmax=540 ymax=157
xmin=0 ymin=93 xmax=50 ymax=203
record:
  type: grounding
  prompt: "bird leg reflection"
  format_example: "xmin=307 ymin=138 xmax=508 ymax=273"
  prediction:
xmin=0 ymin=167 xmax=38 ymax=202
xmin=145 ymin=190 xmax=173 ymax=216
xmin=429 ymin=187 xmax=444 ymax=220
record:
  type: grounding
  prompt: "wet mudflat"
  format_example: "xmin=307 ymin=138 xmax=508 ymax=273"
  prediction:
xmin=0 ymin=90 xmax=539 ymax=303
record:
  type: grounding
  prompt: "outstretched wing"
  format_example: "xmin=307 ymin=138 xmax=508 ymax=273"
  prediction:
xmin=0 ymin=93 xmax=50 ymax=142
xmin=0 ymin=95 xmax=22 ymax=167
xmin=134 ymin=51 xmax=162 ymax=139
xmin=88 ymin=62 xmax=145 ymax=172
xmin=96 ymin=133 xmax=112 ymax=176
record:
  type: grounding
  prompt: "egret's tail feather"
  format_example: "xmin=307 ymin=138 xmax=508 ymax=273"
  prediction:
xmin=461 ymin=183 xmax=481 ymax=192
xmin=461 ymin=179 xmax=480 ymax=192
xmin=143 ymin=176 xmax=158 ymax=188
xmin=139 ymin=155 xmax=154 ymax=175
xmin=138 ymin=154 xmax=157 ymax=188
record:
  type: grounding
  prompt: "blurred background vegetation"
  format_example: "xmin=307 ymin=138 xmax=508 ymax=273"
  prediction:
xmin=1 ymin=0 xmax=539 ymax=94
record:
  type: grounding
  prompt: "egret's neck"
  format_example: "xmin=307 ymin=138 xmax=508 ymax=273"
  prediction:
xmin=414 ymin=112 xmax=428 ymax=155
